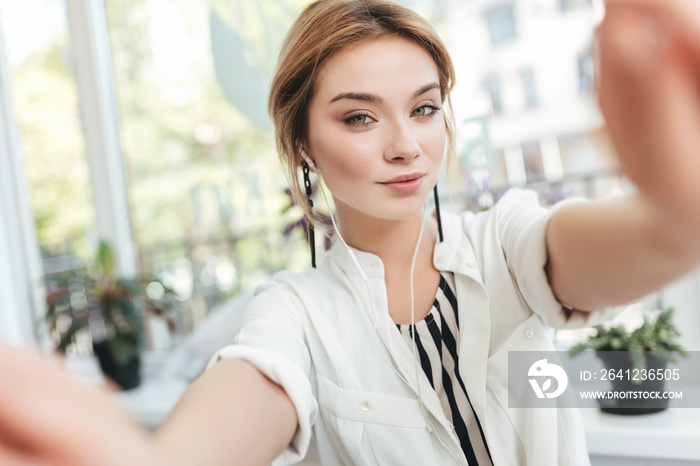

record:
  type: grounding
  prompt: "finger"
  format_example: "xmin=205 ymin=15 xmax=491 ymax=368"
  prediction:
xmin=597 ymin=4 xmax=669 ymax=180
xmin=605 ymin=10 xmax=700 ymax=176
xmin=0 ymin=441 xmax=48 ymax=466
xmin=604 ymin=0 xmax=700 ymax=63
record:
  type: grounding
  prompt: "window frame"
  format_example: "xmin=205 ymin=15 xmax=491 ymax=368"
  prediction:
xmin=0 ymin=0 xmax=137 ymax=345
xmin=0 ymin=14 xmax=44 ymax=344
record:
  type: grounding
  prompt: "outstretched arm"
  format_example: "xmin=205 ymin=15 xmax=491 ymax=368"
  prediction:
xmin=0 ymin=348 xmax=297 ymax=466
xmin=546 ymin=0 xmax=700 ymax=311
xmin=154 ymin=358 xmax=298 ymax=466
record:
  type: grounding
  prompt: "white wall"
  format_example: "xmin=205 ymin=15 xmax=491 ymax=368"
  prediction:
xmin=449 ymin=0 xmax=602 ymax=146
xmin=662 ymin=269 xmax=700 ymax=351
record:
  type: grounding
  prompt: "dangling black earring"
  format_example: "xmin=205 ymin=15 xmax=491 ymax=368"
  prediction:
xmin=433 ymin=185 xmax=444 ymax=243
xmin=302 ymin=161 xmax=316 ymax=268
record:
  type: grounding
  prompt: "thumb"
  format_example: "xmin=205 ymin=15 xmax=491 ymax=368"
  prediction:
xmin=604 ymin=0 xmax=700 ymax=67
xmin=597 ymin=4 xmax=670 ymax=189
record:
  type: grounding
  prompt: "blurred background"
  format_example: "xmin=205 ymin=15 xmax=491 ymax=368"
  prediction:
xmin=0 ymin=0 xmax=698 ymax=358
xmin=2 ymin=1 xmax=700 ymax=464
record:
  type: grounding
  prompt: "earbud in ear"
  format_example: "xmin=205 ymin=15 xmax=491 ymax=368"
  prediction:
xmin=301 ymin=151 xmax=316 ymax=171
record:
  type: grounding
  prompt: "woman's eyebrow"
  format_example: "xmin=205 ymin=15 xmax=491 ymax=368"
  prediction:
xmin=412 ymin=82 xmax=440 ymax=99
xmin=329 ymin=92 xmax=381 ymax=104
xmin=328 ymin=82 xmax=441 ymax=104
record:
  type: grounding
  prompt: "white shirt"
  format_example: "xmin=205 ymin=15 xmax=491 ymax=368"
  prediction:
xmin=207 ymin=189 xmax=621 ymax=466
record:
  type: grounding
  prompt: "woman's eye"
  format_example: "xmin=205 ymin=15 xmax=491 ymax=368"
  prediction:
xmin=412 ymin=105 xmax=440 ymax=117
xmin=345 ymin=114 xmax=373 ymax=126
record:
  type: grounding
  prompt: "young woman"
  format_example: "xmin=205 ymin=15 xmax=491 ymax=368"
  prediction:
xmin=1 ymin=0 xmax=700 ymax=465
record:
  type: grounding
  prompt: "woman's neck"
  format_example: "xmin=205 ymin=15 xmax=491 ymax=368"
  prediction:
xmin=334 ymin=204 xmax=437 ymax=280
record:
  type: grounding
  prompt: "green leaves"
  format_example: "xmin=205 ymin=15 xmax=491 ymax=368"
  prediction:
xmin=57 ymin=321 xmax=89 ymax=353
xmin=568 ymin=307 xmax=689 ymax=374
xmin=97 ymin=240 xmax=115 ymax=278
xmin=108 ymin=328 xmax=140 ymax=367
xmin=45 ymin=239 xmax=144 ymax=367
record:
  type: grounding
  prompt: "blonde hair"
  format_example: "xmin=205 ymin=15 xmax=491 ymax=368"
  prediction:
xmin=268 ymin=0 xmax=456 ymax=222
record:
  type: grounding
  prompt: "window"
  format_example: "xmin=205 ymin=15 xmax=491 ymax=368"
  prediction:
xmin=484 ymin=4 xmax=517 ymax=46
xmin=522 ymin=142 xmax=545 ymax=183
xmin=0 ymin=0 xmax=97 ymax=285
xmin=520 ymin=67 xmax=538 ymax=108
xmin=2 ymin=0 xmax=697 ymax=354
xmin=559 ymin=0 xmax=592 ymax=12
xmin=578 ymin=50 xmax=596 ymax=94
xmin=105 ymin=0 xmax=310 ymax=343
xmin=483 ymin=75 xmax=503 ymax=114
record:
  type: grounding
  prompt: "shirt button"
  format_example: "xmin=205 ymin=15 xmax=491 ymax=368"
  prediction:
xmin=436 ymin=254 xmax=445 ymax=263
xmin=467 ymin=261 xmax=477 ymax=269
xmin=360 ymin=401 xmax=371 ymax=412
xmin=425 ymin=424 xmax=433 ymax=433
xmin=524 ymin=328 xmax=535 ymax=339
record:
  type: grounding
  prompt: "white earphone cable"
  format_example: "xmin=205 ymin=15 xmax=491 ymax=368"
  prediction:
xmin=315 ymin=174 xmax=462 ymax=465
xmin=317 ymin=178 xmax=410 ymax=385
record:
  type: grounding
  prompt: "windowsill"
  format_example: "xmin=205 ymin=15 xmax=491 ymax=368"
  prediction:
xmin=582 ymin=407 xmax=700 ymax=461
xmin=557 ymin=350 xmax=700 ymax=462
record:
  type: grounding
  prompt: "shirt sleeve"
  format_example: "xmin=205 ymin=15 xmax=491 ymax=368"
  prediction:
xmin=494 ymin=188 xmax=624 ymax=329
xmin=205 ymin=280 xmax=318 ymax=466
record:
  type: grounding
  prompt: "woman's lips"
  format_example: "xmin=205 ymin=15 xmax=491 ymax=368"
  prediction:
xmin=379 ymin=174 xmax=424 ymax=193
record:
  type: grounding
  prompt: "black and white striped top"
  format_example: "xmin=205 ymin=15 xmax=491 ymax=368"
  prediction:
xmin=396 ymin=272 xmax=493 ymax=466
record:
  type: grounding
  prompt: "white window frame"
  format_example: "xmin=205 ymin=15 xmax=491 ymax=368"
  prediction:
xmin=0 ymin=14 xmax=44 ymax=345
xmin=66 ymin=0 xmax=138 ymax=278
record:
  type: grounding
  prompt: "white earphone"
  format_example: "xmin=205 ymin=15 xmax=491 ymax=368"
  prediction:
xmin=301 ymin=150 xmax=317 ymax=171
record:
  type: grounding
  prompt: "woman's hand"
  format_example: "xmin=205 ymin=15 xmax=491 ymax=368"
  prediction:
xmin=0 ymin=347 xmax=166 ymax=466
xmin=597 ymin=0 xmax=700 ymax=252
xmin=546 ymin=0 xmax=700 ymax=310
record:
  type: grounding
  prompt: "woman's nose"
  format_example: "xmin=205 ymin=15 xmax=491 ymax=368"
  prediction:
xmin=383 ymin=118 xmax=421 ymax=162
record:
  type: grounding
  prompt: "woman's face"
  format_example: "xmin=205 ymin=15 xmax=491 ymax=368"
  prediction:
xmin=306 ymin=36 xmax=446 ymax=223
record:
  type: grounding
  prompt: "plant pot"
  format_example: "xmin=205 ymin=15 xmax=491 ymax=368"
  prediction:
xmin=595 ymin=350 xmax=669 ymax=415
xmin=92 ymin=341 xmax=141 ymax=391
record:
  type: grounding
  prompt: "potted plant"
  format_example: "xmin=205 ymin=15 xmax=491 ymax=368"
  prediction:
xmin=45 ymin=240 xmax=144 ymax=390
xmin=569 ymin=307 xmax=688 ymax=414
